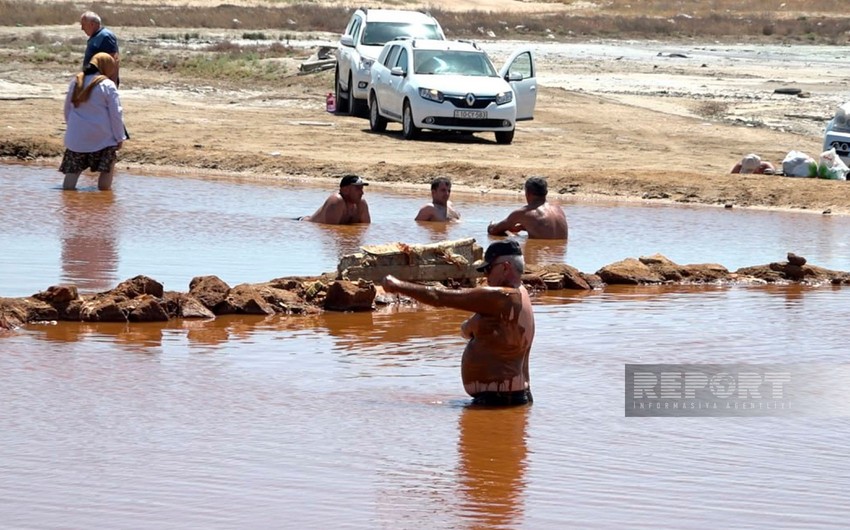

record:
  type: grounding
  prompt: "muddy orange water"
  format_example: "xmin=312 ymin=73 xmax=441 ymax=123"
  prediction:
xmin=2 ymin=164 xmax=850 ymax=528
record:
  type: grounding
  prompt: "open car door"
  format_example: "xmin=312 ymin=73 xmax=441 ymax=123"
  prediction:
xmin=499 ymin=49 xmax=536 ymax=121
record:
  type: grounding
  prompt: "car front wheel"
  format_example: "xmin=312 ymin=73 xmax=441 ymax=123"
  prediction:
xmin=369 ymin=93 xmax=387 ymax=132
xmin=495 ymin=129 xmax=515 ymax=145
xmin=402 ymin=101 xmax=419 ymax=140
xmin=343 ymin=74 xmax=362 ymax=116
xmin=334 ymin=67 xmax=349 ymax=115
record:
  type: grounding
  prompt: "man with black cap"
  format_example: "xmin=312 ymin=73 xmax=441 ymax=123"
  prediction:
xmin=301 ymin=174 xmax=371 ymax=224
xmin=488 ymin=176 xmax=568 ymax=239
xmin=382 ymin=239 xmax=534 ymax=406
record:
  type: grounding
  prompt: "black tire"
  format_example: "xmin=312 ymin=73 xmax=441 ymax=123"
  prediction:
xmin=344 ymin=74 xmax=361 ymax=117
xmin=350 ymin=96 xmax=367 ymax=117
xmin=402 ymin=101 xmax=420 ymax=140
xmin=369 ymin=92 xmax=387 ymax=132
xmin=495 ymin=129 xmax=515 ymax=145
xmin=334 ymin=67 xmax=349 ymax=115
xmin=774 ymin=87 xmax=802 ymax=95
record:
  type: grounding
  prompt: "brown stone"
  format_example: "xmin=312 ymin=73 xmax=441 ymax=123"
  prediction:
xmin=541 ymin=273 xmax=564 ymax=290
xmin=32 ymin=284 xmax=78 ymax=304
xmin=324 ymin=280 xmax=376 ymax=312
xmin=57 ymin=299 xmax=83 ymax=321
xmin=113 ymin=275 xmax=164 ymax=299
xmin=597 ymin=258 xmax=664 ymax=284
xmin=161 ymin=291 xmax=183 ymax=318
xmin=538 ymin=263 xmax=593 ymax=290
xmin=218 ymin=284 xmax=276 ymax=315
xmin=127 ymin=294 xmax=170 ymax=322
xmin=81 ymin=297 xmax=128 ymax=322
xmin=521 ymin=273 xmax=546 ymax=291
xmin=188 ymin=275 xmax=231 ymax=311
xmin=180 ymin=295 xmax=217 ymax=319
xmin=787 ymin=252 xmax=807 ymax=266
xmin=267 ymin=278 xmax=302 ymax=291
xmin=256 ymin=284 xmax=310 ymax=314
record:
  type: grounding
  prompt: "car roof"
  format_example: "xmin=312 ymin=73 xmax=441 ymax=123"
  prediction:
xmin=402 ymin=39 xmax=482 ymax=52
xmin=362 ymin=9 xmax=440 ymax=24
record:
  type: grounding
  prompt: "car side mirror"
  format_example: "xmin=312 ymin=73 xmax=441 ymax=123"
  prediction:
xmin=390 ymin=66 xmax=406 ymax=77
xmin=506 ymin=71 xmax=524 ymax=82
xmin=340 ymin=35 xmax=355 ymax=47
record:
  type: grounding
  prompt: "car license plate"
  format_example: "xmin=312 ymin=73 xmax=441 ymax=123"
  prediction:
xmin=454 ymin=110 xmax=487 ymax=119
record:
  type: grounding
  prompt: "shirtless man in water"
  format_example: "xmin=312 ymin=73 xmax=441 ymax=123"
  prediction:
xmin=301 ymin=175 xmax=371 ymax=224
xmin=488 ymin=176 xmax=568 ymax=239
xmin=415 ymin=177 xmax=460 ymax=222
xmin=382 ymin=239 xmax=534 ymax=406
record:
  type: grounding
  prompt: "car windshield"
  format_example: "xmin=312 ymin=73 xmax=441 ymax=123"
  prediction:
xmin=413 ymin=50 xmax=497 ymax=76
xmin=361 ymin=22 xmax=441 ymax=46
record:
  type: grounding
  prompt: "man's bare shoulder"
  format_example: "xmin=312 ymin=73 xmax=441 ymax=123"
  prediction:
xmin=415 ymin=204 xmax=436 ymax=221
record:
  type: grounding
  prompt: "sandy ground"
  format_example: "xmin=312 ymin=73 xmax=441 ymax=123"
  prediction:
xmin=2 ymin=12 xmax=850 ymax=215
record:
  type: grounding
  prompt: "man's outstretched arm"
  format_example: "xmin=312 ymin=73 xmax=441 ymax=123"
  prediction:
xmin=382 ymin=275 xmax=510 ymax=316
xmin=488 ymin=210 xmax=525 ymax=235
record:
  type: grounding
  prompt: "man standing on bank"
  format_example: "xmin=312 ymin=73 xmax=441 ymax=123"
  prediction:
xmin=80 ymin=11 xmax=119 ymax=85
xmin=301 ymin=175 xmax=371 ymax=225
xmin=488 ymin=176 xmax=568 ymax=239
xmin=382 ymin=240 xmax=534 ymax=406
xmin=415 ymin=176 xmax=460 ymax=222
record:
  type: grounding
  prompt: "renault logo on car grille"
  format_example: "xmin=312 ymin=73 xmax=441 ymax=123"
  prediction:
xmin=465 ymin=93 xmax=476 ymax=107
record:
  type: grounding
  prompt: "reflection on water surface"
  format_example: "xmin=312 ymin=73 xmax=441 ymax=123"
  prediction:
xmin=2 ymin=164 xmax=850 ymax=528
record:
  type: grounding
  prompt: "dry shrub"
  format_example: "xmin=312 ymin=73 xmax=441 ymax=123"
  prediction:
xmin=695 ymin=101 xmax=730 ymax=119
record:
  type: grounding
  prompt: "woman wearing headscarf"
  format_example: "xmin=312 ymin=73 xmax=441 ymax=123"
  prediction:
xmin=60 ymin=52 xmax=127 ymax=191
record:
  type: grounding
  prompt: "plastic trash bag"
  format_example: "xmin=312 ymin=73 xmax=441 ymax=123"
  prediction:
xmin=781 ymin=150 xmax=816 ymax=178
xmin=814 ymin=147 xmax=848 ymax=180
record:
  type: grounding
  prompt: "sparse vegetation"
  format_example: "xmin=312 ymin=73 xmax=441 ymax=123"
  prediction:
xmin=696 ymin=101 xmax=731 ymax=119
xmin=1 ymin=0 xmax=849 ymax=43
xmin=242 ymin=32 xmax=269 ymax=41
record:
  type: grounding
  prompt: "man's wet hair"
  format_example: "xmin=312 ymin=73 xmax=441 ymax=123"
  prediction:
xmin=431 ymin=176 xmax=451 ymax=191
xmin=524 ymin=176 xmax=548 ymax=197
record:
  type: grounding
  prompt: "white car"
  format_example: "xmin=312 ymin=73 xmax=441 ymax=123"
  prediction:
xmin=368 ymin=39 xmax=536 ymax=144
xmin=823 ymin=102 xmax=850 ymax=165
xmin=335 ymin=8 xmax=445 ymax=116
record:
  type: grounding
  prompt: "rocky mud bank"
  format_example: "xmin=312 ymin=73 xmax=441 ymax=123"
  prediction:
xmin=3 ymin=253 xmax=849 ymax=332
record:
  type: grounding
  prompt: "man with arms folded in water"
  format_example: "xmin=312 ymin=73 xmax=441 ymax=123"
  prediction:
xmin=382 ymin=239 xmax=534 ymax=406
xmin=301 ymin=174 xmax=371 ymax=225
xmin=415 ymin=176 xmax=460 ymax=222
xmin=488 ymin=176 xmax=568 ymax=239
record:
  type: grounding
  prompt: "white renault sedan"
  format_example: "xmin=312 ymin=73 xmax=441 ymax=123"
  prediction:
xmin=368 ymin=39 xmax=536 ymax=144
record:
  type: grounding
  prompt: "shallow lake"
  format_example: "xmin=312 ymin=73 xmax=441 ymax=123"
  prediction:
xmin=2 ymin=164 xmax=850 ymax=528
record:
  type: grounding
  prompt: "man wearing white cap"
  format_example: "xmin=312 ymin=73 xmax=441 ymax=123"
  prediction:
xmin=301 ymin=174 xmax=371 ymax=224
xmin=731 ymin=153 xmax=775 ymax=174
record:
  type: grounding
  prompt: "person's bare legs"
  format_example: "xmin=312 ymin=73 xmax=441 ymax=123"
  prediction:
xmin=97 ymin=169 xmax=114 ymax=191
xmin=63 ymin=172 xmax=81 ymax=190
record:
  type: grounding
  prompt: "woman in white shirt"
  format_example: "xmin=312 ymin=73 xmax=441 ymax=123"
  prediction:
xmin=60 ymin=52 xmax=126 ymax=191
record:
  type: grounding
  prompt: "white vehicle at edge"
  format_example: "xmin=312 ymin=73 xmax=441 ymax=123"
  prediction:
xmin=335 ymin=8 xmax=445 ymax=116
xmin=368 ymin=39 xmax=536 ymax=144
xmin=823 ymin=101 xmax=850 ymax=166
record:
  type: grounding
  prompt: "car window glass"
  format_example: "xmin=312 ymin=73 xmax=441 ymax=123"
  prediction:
xmin=362 ymin=22 xmax=441 ymax=46
xmin=508 ymin=52 xmax=533 ymax=78
xmin=415 ymin=51 xmax=495 ymax=76
xmin=384 ymin=45 xmax=401 ymax=68
xmin=395 ymin=48 xmax=409 ymax=72
xmin=351 ymin=18 xmax=363 ymax=43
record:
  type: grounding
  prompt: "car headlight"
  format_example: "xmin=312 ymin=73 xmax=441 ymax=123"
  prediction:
xmin=419 ymin=88 xmax=444 ymax=103
xmin=495 ymin=91 xmax=513 ymax=105
xmin=359 ymin=58 xmax=374 ymax=72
